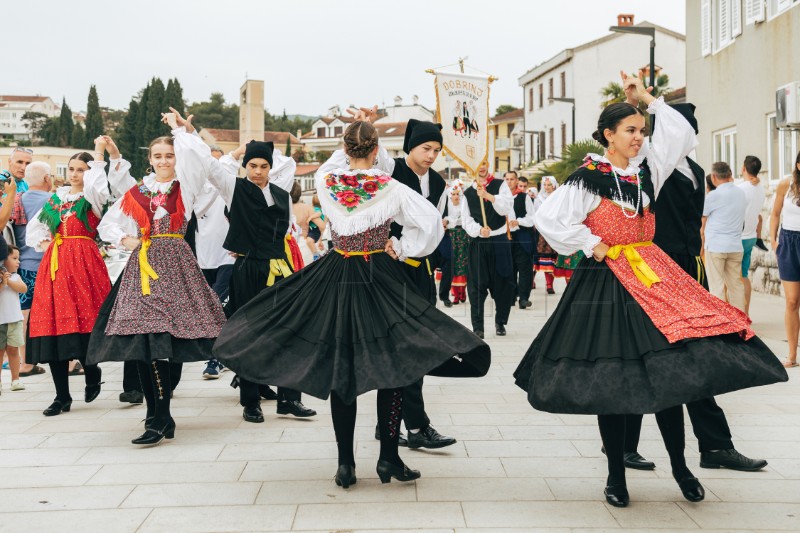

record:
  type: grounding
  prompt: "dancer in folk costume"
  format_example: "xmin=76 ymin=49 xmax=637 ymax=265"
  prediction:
xmin=462 ymin=161 xmax=516 ymax=338
xmin=533 ymin=175 xmax=559 ymax=294
xmin=514 ymin=74 xmax=787 ymax=507
xmin=503 ymin=170 xmax=536 ymax=309
xmin=88 ymin=113 xmax=226 ymax=446
xmin=214 ymin=120 xmax=490 ymax=487
xmin=26 ymin=143 xmax=112 ymax=417
xmin=172 ymin=112 xmax=316 ymax=422
xmin=320 ymin=109 xmax=456 ymax=450
xmin=445 ymin=179 xmax=470 ymax=304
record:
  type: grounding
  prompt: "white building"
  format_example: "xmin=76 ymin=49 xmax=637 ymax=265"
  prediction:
xmin=301 ymin=98 xmax=445 ymax=171
xmin=0 ymin=95 xmax=60 ymax=141
xmin=517 ymin=16 xmax=686 ymax=165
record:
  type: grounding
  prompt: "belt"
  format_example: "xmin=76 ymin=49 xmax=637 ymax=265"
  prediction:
xmin=335 ymin=249 xmax=384 ymax=262
xmin=403 ymin=257 xmax=432 ymax=275
xmin=139 ymin=233 xmax=183 ymax=295
xmin=50 ymin=233 xmax=94 ymax=281
xmin=606 ymin=241 xmax=661 ymax=288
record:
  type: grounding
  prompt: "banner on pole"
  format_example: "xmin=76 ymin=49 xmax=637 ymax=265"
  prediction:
xmin=433 ymin=71 xmax=492 ymax=175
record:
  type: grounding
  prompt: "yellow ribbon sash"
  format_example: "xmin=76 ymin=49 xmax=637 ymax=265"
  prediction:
xmin=50 ymin=233 xmax=94 ymax=281
xmin=267 ymin=259 xmax=292 ymax=287
xmin=139 ymin=233 xmax=183 ymax=295
xmin=605 ymin=241 xmax=662 ymax=288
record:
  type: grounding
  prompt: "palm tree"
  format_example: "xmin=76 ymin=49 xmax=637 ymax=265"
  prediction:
xmin=533 ymin=139 xmax=604 ymax=184
xmin=599 ymin=72 xmax=672 ymax=109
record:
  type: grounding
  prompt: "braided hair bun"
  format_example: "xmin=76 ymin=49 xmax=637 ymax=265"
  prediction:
xmin=343 ymin=121 xmax=379 ymax=159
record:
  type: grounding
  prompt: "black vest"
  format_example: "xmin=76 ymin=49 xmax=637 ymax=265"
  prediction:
xmin=464 ymin=178 xmax=506 ymax=231
xmin=653 ymin=158 xmax=705 ymax=256
xmin=223 ymin=179 xmax=291 ymax=260
xmin=513 ymin=193 xmax=528 ymax=219
xmin=389 ymin=158 xmax=446 ymax=240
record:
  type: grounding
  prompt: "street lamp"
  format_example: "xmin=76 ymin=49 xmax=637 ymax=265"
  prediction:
xmin=608 ymin=25 xmax=656 ymax=90
xmin=548 ymin=97 xmax=575 ymax=145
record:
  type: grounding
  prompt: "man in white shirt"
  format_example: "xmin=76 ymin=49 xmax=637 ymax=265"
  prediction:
xmin=702 ymin=162 xmax=747 ymax=312
xmin=737 ymin=156 xmax=765 ymax=315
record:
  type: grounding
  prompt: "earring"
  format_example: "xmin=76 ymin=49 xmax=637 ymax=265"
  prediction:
xmin=608 ymin=143 xmax=616 ymax=156
xmin=146 ymin=166 xmax=154 ymax=175
xmin=345 ymin=157 xmax=350 ymax=165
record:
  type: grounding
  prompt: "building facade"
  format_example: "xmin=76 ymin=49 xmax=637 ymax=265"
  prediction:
xmin=518 ymin=17 xmax=686 ymax=167
xmin=686 ymin=0 xmax=800 ymax=295
xmin=0 ymin=95 xmax=60 ymax=141
xmin=491 ymin=109 xmax=524 ymax=173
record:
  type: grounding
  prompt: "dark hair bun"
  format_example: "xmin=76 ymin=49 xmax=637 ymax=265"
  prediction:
xmin=591 ymin=130 xmax=606 ymax=146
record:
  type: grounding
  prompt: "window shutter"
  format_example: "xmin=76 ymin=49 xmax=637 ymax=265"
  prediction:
xmin=719 ymin=0 xmax=731 ymax=47
xmin=732 ymin=0 xmax=743 ymax=35
xmin=701 ymin=0 xmax=712 ymax=56
xmin=745 ymin=0 xmax=766 ymax=23
xmin=778 ymin=0 xmax=793 ymax=12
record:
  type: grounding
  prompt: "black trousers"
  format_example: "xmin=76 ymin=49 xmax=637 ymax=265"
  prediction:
xmin=202 ymin=264 xmax=234 ymax=303
xmin=511 ymin=240 xmax=533 ymax=302
xmin=401 ymin=378 xmax=430 ymax=430
xmin=435 ymin=233 xmax=454 ymax=302
xmin=467 ymin=237 xmax=515 ymax=331
xmin=399 ymin=258 xmax=437 ymax=306
xmin=624 ymin=397 xmax=734 ymax=453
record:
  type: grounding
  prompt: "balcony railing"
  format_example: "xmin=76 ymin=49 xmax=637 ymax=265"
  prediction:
xmin=495 ymin=138 xmax=511 ymax=150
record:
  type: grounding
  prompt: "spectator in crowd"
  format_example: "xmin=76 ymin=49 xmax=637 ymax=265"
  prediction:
xmin=6 ymin=147 xmax=32 ymax=193
xmin=14 ymin=162 xmax=53 ymax=376
xmin=702 ymin=162 xmax=747 ymax=312
xmin=737 ymin=156 xmax=765 ymax=315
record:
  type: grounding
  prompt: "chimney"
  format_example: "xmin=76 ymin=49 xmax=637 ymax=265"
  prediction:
xmin=297 ymin=129 xmax=302 ymax=140
xmin=394 ymin=95 xmax=403 ymax=107
xmin=617 ymin=14 xmax=634 ymax=26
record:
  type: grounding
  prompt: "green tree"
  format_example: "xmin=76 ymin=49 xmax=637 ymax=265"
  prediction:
xmin=534 ymin=139 xmax=603 ymax=183
xmin=164 ymin=78 xmax=185 ymax=116
xmin=84 ymin=85 xmax=104 ymax=146
xmin=57 ymin=98 xmax=74 ymax=147
xmin=187 ymin=92 xmax=239 ymax=130
xmin=495 ymin=104 xmax=519 ymax=116
xmin=284 ymin=138 xmax=291 ymax=158
xmin=71 ymin=123 xmax=87 ymax=149
xmin=42 ymin=117 xmax=60 ymax=146
xmin=143 ymin=77 xmax=166 ymax=141
xmin=117 ymin=98 xmax=141 ymax=176
xmin=20 ymin=111 xmax=49 ymax=142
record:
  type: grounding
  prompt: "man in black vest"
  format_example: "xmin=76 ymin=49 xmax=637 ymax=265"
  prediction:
xmin=197 ymin=139 xmax=317 ymax=424
xmin=503 ymin=170 xmax=536 ymax=309
xmin=615 ymin=100 xmax=766 ymax=472
xmin=462 ymin=162 xmax=515 ymax=337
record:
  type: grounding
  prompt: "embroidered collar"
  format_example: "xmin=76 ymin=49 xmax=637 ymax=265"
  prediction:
xmin=564 ymin=155 xmax=653 ymax=216
xmin=323 ymin=168 xmax=393 ymax=212
xmin=142 ymin=174 xmax=177 ymax=194
xmin=585 ymin=153 xmax=641 ymax=177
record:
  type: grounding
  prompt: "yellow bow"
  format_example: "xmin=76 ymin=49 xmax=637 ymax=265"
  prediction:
xmin=606 ymin=241 xmax=661 ymax=288
xmin=267 ymin=259 xmax=293 ymax=287
xmin=139 ymin=233 xmax=183 ymax=295
xmin=50 ymin=233 xmax=93 ymax=281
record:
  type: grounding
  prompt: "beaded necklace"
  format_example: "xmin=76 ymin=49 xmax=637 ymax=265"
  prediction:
xmin=138 ymin=180 xmax=176 ymax=213
xmin=612 ymin=169 xmax=642 ymax=219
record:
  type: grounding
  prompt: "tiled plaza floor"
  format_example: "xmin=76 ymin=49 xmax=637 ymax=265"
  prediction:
xmin=0 ymin=279 xmax=797 ymax=532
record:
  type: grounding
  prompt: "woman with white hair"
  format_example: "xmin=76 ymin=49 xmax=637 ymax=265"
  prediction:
xmin=533 ymin=176 xmax=559 ymax=294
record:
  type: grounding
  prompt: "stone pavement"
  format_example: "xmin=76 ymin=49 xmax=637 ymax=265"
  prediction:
xmin=0 ymin=279 xmax=798 ymax=533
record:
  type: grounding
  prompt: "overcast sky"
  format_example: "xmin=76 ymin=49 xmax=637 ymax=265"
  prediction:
xmin=12 ymin=0 xmax=685 ymax=117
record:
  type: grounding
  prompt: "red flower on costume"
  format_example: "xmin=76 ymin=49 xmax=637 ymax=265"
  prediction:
xmin=341 ymin=174 xmax=359 ymax=187
xmin=336 ymin=190 xmax=361 ymax=208
xmin=376 ymin=175 xmax=390 ymax=184
xmin=362 ymin=181 xmax=379 ymax=194
xmin=325 ymin=175 xmax=338 ymax=187
xmin=596 ymin=162 xmax=613 ymax=174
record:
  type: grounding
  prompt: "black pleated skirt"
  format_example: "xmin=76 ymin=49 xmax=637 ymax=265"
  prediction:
xmin=513 ymin=257 xmax=787 ymax=415
xmin=214 ymin=251 xmax=491 ymax=404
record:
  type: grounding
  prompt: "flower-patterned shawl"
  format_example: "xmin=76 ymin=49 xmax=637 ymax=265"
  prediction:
xmin=562 ymin=154 xmax=654 ymax=216
xmin=317 ymin=168 xmax=404 ymax=236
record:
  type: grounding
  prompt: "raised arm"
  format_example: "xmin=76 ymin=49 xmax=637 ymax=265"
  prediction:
xmin=83 ymin=137 xmax=112 ymax=216
xmin=269 ymin=150 xmax=297 ymax=193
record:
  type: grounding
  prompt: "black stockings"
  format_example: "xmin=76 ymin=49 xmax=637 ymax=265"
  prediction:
xmin=330 ymin=388 xmax=403 ymax=467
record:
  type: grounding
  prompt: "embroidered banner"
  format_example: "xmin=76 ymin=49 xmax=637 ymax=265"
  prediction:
xmin=433 ymin=71 xmax=492 ymax=175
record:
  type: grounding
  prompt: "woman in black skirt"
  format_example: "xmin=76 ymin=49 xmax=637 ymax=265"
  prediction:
xmin=514 ymin=73 xmax=787 ymax=507
xmin=214 ymin=120 xmax=490 ymax=488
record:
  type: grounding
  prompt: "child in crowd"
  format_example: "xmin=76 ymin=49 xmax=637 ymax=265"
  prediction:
xmin=0 ymin=245 xmax=28 ymax=392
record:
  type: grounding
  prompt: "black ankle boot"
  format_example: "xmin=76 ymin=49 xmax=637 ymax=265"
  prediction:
xmin=604 ymin=483 xmax=630 ymax=507
xmin=132 ymin=418 xmax=176 ymax=446
xmin=85 ymin=383 xmax=102 ymax=403
xmin=334 ymin=464 xmax=357 ymax=488
xmin=376 ymin=459 xmax=420 ymax=484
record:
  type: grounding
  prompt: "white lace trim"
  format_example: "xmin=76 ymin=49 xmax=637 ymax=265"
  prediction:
xmin=55 ymin=186 xmax=85 ymax=202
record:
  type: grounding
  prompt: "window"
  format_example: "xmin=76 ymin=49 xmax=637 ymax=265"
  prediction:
xmin=538 ymin=84 xmax=543 ymax=108
xmin=768 ymin=0 xmax=800 ymax=19
xmin=549 ymin=127 xmax=555 ymax=157
xmin=528 ymin=87 xmax=533 ymax=111
xmin=56 ymin=164 xmax=67 ymax=179
xmin=316 ymin=127 xmax=326 ymax=138
xmin=767 ymin=114 xmax=780 ymax=181
xmin=561 ymin=123 xmax=567 ymax=152
xmin=703 ymin=0 xmax=743 ymax=55
xmin=713 ymin=127 xmax=737 ymax=168
xmin=334 ymin=126 xmax=343 ymax=136
xmin=560 ymin=72 xmax=566 ymax=98
xmin=507 ymin=123 xmax=515 ymax=136
xmin=745 ymin=0 xmax=766 ymax=23
xmin=548 ymin=78 xmax=554 ymax=101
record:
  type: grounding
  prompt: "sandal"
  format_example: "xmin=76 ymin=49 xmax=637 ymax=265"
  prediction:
xmin=69 ymin=361 xmax=85 ymax=376
xmin=782 ymin=359 xmax=799 ymax=368
xmin=19 ymin=365 xmax=46 ymax=377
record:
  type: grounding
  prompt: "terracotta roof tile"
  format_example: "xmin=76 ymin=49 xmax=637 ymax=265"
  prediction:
xmin=0 ymin=95 xmax=50 ymax=103
xmin=491 ymin=108 xmax=524 ymax=122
